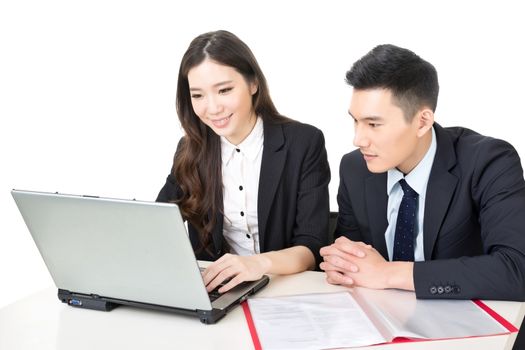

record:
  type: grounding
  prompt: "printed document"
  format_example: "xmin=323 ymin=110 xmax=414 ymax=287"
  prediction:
xmin=247 ymin=288 xmax=511 ymax=350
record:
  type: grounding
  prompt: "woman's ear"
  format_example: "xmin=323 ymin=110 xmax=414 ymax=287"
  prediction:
xmin=250 ymin=81 xmax=258 ymax=95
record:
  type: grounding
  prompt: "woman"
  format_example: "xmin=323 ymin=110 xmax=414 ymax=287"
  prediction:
xmin=157 ymin=30 xmax=330 ymax=294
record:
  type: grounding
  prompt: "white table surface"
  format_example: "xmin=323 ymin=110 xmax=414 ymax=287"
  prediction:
xmin=1 ymin=270 xmax=523 ymax=350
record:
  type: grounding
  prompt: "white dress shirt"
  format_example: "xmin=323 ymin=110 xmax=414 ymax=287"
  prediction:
xmin=221 ymin=117 xmax=264 ymax=256
xmin=385 ymin=127 xmax=437 ymax=262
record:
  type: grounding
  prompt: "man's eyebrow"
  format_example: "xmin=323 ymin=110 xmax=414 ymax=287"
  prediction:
xmin=348 ymin=111 xmax=383 ymax=121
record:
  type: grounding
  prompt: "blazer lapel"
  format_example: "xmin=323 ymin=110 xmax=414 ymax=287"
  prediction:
xmin=365 ymin=173 xmax=389 ymax=258
xmin=211 ymin=213 xmax=224 ymax=256
xmin=258 ymin=122 xmax=286 ymax=252
xmin=423 ymin=124 xmax=458 ymax=259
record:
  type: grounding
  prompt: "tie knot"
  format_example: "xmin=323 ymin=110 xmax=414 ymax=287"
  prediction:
xmin=399 ymin=179 xmax=418 ymax=198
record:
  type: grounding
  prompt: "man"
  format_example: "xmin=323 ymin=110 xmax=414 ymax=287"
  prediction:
xmin=320 ymin=44 xmax=525 ymax=300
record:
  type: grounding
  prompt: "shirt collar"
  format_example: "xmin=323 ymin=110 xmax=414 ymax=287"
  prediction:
xmin=387 ymin=126 xmax=437 ymax=196
xmin=221 ymin=117 xmax=264 ymax=165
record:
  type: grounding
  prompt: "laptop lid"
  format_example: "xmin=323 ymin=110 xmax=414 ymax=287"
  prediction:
xmin=11 ymin=189 xmax=269 ymax=323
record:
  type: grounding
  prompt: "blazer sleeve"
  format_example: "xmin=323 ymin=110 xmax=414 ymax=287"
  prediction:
xmin=156 ymin=171 xmax=181 ymax=202
xmin=155 ymin=139 xmax=221 ymax=261
xmin=414 ymin=139 xmax=525 ymax=300
xmin=334 ymin=154 xmax=364 ymax=242
xmin=291 ymin=127 xmax=331 ymax=266
xmin=156 ymin=138 xmax=184 ymax=203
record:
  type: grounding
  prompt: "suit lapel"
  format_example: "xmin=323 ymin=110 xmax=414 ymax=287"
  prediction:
xmin=365 ymin=173 xmax=389 ymax=258
xmin=258 ymin=122 xmax=286 ymax=252
xmin=212 ymin=213 xmax=224 ymax=256
xmin=423 ymin=124 xmax=458 ymax=259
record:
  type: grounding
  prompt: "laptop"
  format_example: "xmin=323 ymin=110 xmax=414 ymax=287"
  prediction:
xmin=11 ymin=189 xmax=269 ymax=324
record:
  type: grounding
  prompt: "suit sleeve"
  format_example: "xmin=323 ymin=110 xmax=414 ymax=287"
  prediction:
xmin=334 ymin=155 xmax=364 ymax=242
xmin=414 ymin=139 xmax=525 ymax=300
xmin=156 ymin=138 xmax=184 ymax=203
xmin=156 ymin=171 xmax=181 ymax=202
xmin=292 ymin=128 xmax=331 ymax=266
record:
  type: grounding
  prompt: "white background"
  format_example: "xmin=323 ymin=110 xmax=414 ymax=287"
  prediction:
xmin=1 ymin=0 xmax=524 ymax=308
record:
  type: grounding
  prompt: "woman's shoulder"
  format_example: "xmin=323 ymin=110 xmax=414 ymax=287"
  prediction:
xmin=262 ymin=118 xmax=325 ymax=155
xmin=270 ymin=118 xmax=324 ymax=139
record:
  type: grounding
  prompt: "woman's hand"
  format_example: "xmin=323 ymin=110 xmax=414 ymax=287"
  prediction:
xmin=202 ymin=253 xmax=271 ymax=293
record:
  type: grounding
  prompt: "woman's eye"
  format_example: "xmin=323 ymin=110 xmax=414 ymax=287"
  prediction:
xmin=191 ymin=94 xmax=202 ymax=99
xmin=219 ymin=87 xmax=233 ymax=94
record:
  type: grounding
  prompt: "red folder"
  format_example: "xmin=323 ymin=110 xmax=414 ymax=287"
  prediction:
xmin=242 ymin=299 xmax=518 ymax=350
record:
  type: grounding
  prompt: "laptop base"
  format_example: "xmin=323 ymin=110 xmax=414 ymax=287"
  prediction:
xmin=57 ymin=288 xmax=228 ymax=323
xmin=58 ymin=289 xmax=119 ymax=311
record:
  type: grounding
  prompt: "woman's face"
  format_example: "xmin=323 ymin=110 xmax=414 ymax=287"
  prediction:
xmin=188 ymin=59 xmax=258 ymax=145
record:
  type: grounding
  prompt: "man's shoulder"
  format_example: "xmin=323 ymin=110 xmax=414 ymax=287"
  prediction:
xmin=441 ymin=125 xmax=488 ymax=144
xmin=440 ymin=125 xmax=516 ymax=157
xmin=437 ymin=125 xmax=521 ymax=181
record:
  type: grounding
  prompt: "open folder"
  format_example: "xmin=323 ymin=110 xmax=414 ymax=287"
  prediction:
xmin=242 ymin=288 xmax=518 ymax=350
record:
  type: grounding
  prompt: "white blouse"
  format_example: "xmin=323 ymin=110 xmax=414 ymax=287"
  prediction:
xmin=220 ymin=117 xmax=264 ymax=255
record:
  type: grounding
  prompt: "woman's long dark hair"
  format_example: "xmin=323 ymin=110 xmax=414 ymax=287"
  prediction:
xmin=174 ymin=30 xmax=288 ymax=253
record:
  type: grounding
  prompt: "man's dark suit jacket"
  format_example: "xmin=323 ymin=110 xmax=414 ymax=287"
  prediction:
xmin=157 ymin=120 xmax=330 ymax=265
xmin=336 ymin=123 xmax=525 ymax=300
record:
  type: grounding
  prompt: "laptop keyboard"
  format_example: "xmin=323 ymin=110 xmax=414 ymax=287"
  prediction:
xmin=208 ymin=288 xmax=222 ymax=302
xmin=200 ymin=267 xmax=228 ymax=301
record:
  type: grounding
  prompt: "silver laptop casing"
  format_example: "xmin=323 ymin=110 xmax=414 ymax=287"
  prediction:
xmin=11 ymin=189 xmax=269 ymax=323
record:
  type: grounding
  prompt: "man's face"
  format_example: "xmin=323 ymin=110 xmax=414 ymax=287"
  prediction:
xmin=349 ymin=88 xmax=422 ymax=174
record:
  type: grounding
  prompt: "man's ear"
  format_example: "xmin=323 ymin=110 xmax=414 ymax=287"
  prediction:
xmin=416 ymin=108 xmax=434 ymax=138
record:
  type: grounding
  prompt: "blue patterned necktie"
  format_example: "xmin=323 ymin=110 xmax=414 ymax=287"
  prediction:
xmin=392 ymin=179 xmax=418 ymax=261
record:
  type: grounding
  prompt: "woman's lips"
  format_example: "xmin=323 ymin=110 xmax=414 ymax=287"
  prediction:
xmin=210 ymin=114 xmax=232 ymax=128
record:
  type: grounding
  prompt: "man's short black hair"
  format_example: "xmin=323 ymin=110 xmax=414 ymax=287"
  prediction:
xmin=346 ymin=44 xmax=439 ymax=121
